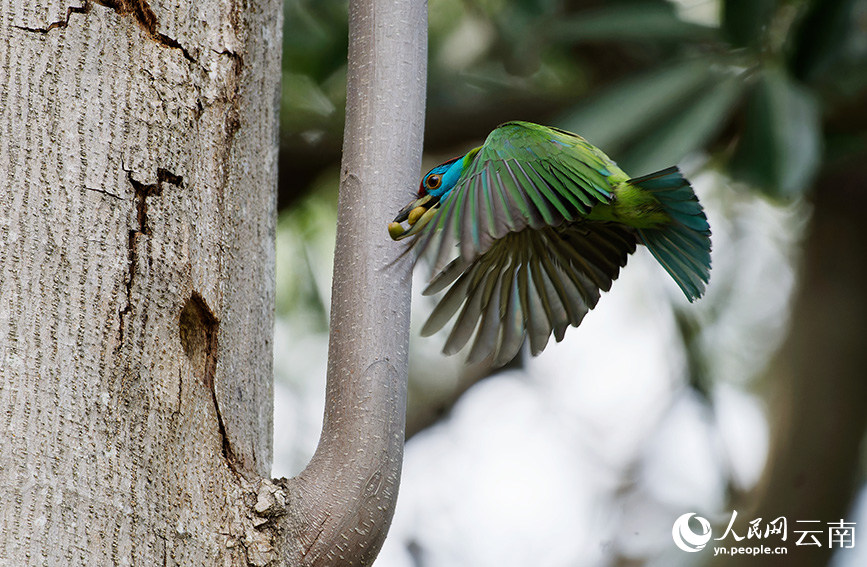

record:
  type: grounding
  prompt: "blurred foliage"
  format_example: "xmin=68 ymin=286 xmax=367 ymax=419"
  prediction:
xmin=282 ymin=1 xmax=347 ymax=137
xmin=280 ymin=0 xmax=867 ymax=379
xmin=274 ymin=170 xmax=338 ymax=328
xmin=282 ymin=0 xmax=867 ymax=208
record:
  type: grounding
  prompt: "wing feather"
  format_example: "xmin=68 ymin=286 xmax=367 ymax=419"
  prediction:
xmin=547 ymin=235 xmax=603 ymax=307
xmin=498 ymin=164 xmax=545 ymax=229
xmin=506 ymin=159 xmax=560 ymax=226
xmin=476 ymin=169 xmax=497 ymax=251
xmin=459 ymin=173 xmax=480 ymax=261
xmin=486 ymin=167 xmax=516 ymax=237
xmin=421 ymin=222 xmax=638 ymax=365
xmin=514 ymin=159 xmax=573 ymax=222
xmin=529 ymin=252 xmax=569 ymax=345
xmin=409 ymin=122 xmax=622 ymax=269
xmin=431 ymin=187 xmax=462 ymax=273
xmin=532 ymin=236 xmax=586 ymax=329
xmin=423 ymin=255 xmax=468 ymax=296
xmin=495 ymin=259 xmax=525 ymax=366
xmin=467 ymin=264 xmax=507 ymax=364
xmin=421 ymin=269 xmax=473 ymax=337
xmin=443 ymin=262 xmax=491 ymax=355
xmin=547 ymin=163 xmax=598 ymax=210
xmin=557 ymin=158 xmax=614 ymax=202
xmin=532 ymin=163 xmax=586 ymax=215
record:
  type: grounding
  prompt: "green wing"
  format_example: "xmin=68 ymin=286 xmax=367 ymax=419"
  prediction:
xmin=409 ymin=122 xmax=641 ymax=365
xmin=414 ymin=121 xmax=624 ymax=272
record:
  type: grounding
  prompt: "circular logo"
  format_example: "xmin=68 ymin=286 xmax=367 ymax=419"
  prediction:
xmin=672 ymin=513 xmax=712 ymax=552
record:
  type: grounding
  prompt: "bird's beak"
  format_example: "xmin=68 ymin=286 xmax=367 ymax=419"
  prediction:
xmin=388 ymin=194 xmax=440 ymax=240
xmin=393 ymin=194 xmax=433 ymax=222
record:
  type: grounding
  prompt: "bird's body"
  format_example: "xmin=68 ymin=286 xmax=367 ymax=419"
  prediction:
xmin=389 ymin=121 xmax=711 ymax=366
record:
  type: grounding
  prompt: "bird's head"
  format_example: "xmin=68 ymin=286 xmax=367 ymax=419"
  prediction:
xmin=388 ymin=154 xmax=467 ymax=241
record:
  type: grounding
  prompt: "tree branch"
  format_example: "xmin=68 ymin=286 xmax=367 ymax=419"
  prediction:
xmin=282 ymin=1 xmax=426 ymax=565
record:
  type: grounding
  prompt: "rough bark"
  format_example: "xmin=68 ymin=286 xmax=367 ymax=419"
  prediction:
xmin=0 ymin=0 xmax=281 ymax=564
xmin=281 ymin=1 xmax=426 ymax=565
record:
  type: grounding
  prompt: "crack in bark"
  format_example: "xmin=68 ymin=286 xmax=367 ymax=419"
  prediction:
xmin=157 ymin=533 xmax=168 ymax=567
xmin=221 ymin=50 xmax=244 ymax=145
xmin=302 ymin=520 xmax=329 ymax=560
xmin=15 ymin=0 xmax=197 ymax=64
xmin=94 ymin=0 xmax=197 ymax=63
xmin=84 ymin=185 xmax=124 ymax=200
xmin=212 ymin=378 xmax=239 ymax=476
xmin=118 ymin=168 xmax=183 ymax=351
xmin=12 ymin=2 xmax=90 ymax=33
xmin=178 ymin=293 xmax=238 ymax=476
xmin=213 ymin=48 xmax=244 ymax=69
xmin=116 ymin=166 xmax=238 ymax=476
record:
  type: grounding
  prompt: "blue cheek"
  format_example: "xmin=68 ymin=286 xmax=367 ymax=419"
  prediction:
xmin=431 ymin=161 xmax=464 ymax=199
xmin=429 ymin=184 xmax=448 ymax=198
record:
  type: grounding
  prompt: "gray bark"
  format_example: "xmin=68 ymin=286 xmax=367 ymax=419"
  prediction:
xmin=281 ymin=0 xmax=427 ymax=565
xmin=0 ymin=0 xmax=281 ymax=564
xmin=1 ymin=0 xmax=424 ymax=563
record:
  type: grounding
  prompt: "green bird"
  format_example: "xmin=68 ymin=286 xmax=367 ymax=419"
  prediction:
xmin=389 ymin=121 xmax=711 ymax=367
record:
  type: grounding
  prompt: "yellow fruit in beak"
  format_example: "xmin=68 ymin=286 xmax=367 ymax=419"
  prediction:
xmin=388 ymin=222 xmax=405 ymax=239
xmin=407 ymin=206 xmax=427 ymax=226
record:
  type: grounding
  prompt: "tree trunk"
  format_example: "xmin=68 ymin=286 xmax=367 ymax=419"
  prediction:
xmin=0 ymin=0 xmax=281 ymax=564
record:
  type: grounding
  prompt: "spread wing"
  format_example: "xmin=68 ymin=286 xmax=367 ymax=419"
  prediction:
xmin=412 ymin=121 xmax=623 ymax=273
xmin=421 ymin=223 xmax=638 ymax=366
xmin=406 ymin=121 xmax=638 ymax=365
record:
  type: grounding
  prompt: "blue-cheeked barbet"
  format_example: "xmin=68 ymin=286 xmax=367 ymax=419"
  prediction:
xmin=389 ymin=121 xmax=711 ymax=367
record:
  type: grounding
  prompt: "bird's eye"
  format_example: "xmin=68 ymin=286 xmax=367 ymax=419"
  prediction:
xmin=426 ymin=174 xmax=442 ymax=189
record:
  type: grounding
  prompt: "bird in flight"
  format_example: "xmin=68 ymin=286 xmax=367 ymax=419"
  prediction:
xmin=389 ymin=121 xmax=711 ymax=367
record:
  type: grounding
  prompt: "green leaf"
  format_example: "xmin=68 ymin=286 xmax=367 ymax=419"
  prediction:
xmin=721 ymin=0 xmax=778 ymax=47
xmin=558 ymin=60 xmax=715 ymax=151
xmin=730 ymin=68 xmax=821 ymax=198
xmin=284 ymin=73 xmax=337 ymax=117
xmin=622 ymin=75 xmax=745 ymax=174
xmin=550 ymin=2 xmax=716 ymax=43
xmin=789 ymin=0 xmax=860 ymax=82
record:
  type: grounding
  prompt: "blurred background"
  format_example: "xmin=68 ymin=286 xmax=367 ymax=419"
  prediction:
xmin=275 ymin=0 xmax=867 ymax=565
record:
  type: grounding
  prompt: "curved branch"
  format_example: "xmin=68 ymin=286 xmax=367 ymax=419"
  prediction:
xmin=282 ymin=1 xmax=426 ymax=565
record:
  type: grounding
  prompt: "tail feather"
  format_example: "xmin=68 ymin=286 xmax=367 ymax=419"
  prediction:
xmin=630 ymin=167 xmax=711 ymax=301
